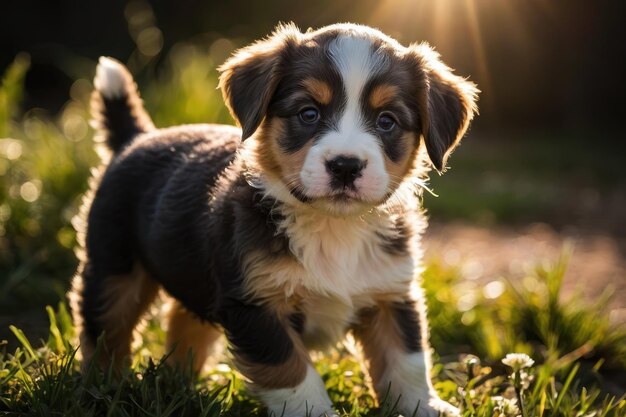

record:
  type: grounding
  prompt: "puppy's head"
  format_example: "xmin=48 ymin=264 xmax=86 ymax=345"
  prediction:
xmin=219 ymin=23 xmax=478 ymax=215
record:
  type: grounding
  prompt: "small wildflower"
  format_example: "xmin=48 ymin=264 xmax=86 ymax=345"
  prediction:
xmin=460 ymin=388 xmax=476 ymax=399
xmin=492 ymin=396 xmax=520 ymax=417
xmin=502 ymin=353 xmax=534 ymax=372
xmin=502 ymin=353 xmax=533 ymax=417
xmin=464 ymin=354 xmax=480 ymax=367
xmin=464 ymin=354 xmax=480 ymax=380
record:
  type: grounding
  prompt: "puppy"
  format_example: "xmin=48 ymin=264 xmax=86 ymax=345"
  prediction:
xmin=70 ymin=23 xmax=478 ymax=417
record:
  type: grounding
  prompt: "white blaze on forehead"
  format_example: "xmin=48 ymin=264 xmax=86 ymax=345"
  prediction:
xmin=328 ymin=35 xmax=386 ymax=135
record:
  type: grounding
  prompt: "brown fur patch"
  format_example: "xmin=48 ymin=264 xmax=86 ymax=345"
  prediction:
xmin=369 ymin=84 xmax=399 ymax=109
xmin=241 ymin=250 xmax=307 ymax=309
xmin=83 ymin=263 xmax=159 ymax=369
xmin=275 ymin=139 xmax=313 ymax=192
xmin=352 ymin=300 xmax=410 ymax=387
xmin=303 ymin=78 xmax=332 ymax=105
xmin=249 ymin=119 xmax=284 ymax=178
xmin=384 ymin=132 xmax=420 ymax=186
xmin=249 ymin=117 xmax=314 ymax=195
xmin=165 ymin=301 xmax=223 ymax=373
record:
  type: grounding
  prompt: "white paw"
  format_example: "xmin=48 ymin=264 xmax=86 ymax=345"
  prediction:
xmin=267 ymin=404 xmax=338 ymax=417
xmin=260 ymin=365 xmax=337 ymax=417
xmin=308 ymin=407 xmax=339 ymax=417
xmin=428 ymin=397 xmax=461 ymax=416
xmin=398 ymin=396 xmax=460 ymax=417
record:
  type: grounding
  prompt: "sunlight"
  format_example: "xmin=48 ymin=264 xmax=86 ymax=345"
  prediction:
xmin=462 ymin=0 xmax=493 ymax=112
xmin=364 ymin=0 xmax=546 ymax=118
xmin=365 ymin=0 xmax=494 ymax=104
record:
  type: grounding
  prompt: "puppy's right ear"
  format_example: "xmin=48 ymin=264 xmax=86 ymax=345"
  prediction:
xmin=219 ymin=24 xmax=301 ymax=140
xmin=406 ymin=43 xmax=479 ymax=173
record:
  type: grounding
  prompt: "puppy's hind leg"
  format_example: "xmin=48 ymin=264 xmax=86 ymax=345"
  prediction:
xmin=164 ymin=300 xmax=223 ymax=373
xmin=70 ymin=261 xmax=160 ymax=371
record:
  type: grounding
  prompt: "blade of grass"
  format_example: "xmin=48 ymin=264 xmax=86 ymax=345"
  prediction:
xmin=9 ymin=325 xmax=37 ymax=359
xmin=550 ymin=363 xmax=579 ymax=417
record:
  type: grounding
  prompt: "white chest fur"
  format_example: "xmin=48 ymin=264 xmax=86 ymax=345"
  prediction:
xmin=278 ymin=207 xmax=422 ymax=348
xmin=241 ymin=200 xmax=426 ymax=349
xmin=277 ymin=208 xmax=417 ymax=301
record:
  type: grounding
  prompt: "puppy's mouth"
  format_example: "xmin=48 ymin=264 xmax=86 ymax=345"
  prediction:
xmin=329 ymin=192 xmax=354 ymax=201
xmin=327 ymin=189 xmax=361 ymax=201
xmin=288 ymin=184 xmax=370 ymax=205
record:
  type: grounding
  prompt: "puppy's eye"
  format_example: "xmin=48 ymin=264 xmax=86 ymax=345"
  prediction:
xmin=376 ymin=113 xmax=396 ymax=132
xmin=299 ymin=107 xmax=320 ymax=124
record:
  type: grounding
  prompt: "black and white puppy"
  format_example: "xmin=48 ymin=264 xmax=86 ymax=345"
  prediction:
xmin=70 ymin=23 xmax=478 ymax=417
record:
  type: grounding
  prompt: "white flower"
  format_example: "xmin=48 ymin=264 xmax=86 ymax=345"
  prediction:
xmin=502 ymin=353 xmax=534 ymax=371
xmin=464 ymin=354 xmax=480 ymax=367
xmin=491 ymin=396 xmax=520 ymax=416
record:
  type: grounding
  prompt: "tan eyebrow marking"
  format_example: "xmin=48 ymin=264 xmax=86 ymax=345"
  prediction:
xmin=369 ymin=84 xmax=399 ymax=108
xmin=302 ymin=78 xmax=332 ymax=105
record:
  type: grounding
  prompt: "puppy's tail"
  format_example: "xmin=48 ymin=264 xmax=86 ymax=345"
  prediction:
xmin=91 ymin=57 xmax=154 ymax=153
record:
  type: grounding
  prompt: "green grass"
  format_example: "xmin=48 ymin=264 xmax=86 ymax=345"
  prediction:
xmin=1 ymin=253 xmax=625 ymax=416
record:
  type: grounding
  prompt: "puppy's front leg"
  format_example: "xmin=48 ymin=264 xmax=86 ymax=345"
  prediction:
xmin=221 ymin=303 xmax=337 ymax=417
xmin=352 ymin=294 xmax=460 ymax=417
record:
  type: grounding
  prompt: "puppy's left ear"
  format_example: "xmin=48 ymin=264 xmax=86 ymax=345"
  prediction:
xmin=408 ymin=44 xmax=479 ymax=172
xmin=218 ymin=23 xmax=301 ymax=140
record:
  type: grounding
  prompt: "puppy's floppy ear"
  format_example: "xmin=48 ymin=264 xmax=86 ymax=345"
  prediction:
xmin=218 ymin=23 xmax=301 ymax=140
xmin=408 ymin=43 xmax=479 ymax=172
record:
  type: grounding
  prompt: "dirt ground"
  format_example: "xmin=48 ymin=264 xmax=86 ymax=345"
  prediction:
xmin=424 ymin=221 xmax=626 ymax=322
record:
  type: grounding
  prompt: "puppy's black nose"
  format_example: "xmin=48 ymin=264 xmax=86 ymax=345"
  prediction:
xmin=326 ymin=156 xmax=366 ymax=188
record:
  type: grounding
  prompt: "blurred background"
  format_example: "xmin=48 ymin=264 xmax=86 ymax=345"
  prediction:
xmin=1 ymin=0 xmax=624 ymax=347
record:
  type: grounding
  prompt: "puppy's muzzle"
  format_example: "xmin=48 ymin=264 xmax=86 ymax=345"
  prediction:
xmin=325 ymin=156 xmax=366 ymax=190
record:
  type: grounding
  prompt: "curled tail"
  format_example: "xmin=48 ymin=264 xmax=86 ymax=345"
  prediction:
xmin=91 ymin=57 xmax=154 ymax=153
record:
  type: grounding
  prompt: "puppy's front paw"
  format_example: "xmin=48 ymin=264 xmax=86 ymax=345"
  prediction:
xmin=267 ymin=404 xmax=338 ymax=417
xmin=428 ymin=396 xmax=461 ymax=416
xmin=259 ymin=365 xmax=338 ymax=417
xmin=312 ymin=409 xmax=340 ymax=417
xmin=399 ymin=396 xmax=460 ymax=417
